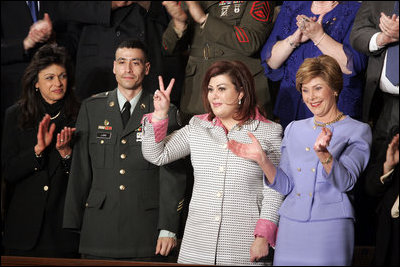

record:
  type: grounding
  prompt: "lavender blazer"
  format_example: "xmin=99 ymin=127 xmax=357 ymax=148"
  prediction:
xmin=267 ymin=116 xmax=372 ymax=222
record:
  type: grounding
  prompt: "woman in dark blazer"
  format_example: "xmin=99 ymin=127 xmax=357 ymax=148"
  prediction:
xmin=1 ymin=44 xmax=80 ymax=257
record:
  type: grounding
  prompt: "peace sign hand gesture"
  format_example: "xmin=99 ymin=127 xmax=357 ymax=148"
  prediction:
xmin=153 ymin=76 xmax=175 ymax=122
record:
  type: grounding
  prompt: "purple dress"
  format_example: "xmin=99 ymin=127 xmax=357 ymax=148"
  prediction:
xmin=267 ymin=116 xmax=372 ymax=265
xmin=261 ymin=1 xmax=367 ymax=129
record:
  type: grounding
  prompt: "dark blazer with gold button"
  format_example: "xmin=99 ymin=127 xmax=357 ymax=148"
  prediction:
xmin=63 ymin=89 xmax=186 ymax=258
xmin=1 ymin=104 xmax=80 ymax=256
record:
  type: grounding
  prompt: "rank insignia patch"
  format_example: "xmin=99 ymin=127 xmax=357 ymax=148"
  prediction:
xmin=250 ymin=1 xmax=270 ymax=22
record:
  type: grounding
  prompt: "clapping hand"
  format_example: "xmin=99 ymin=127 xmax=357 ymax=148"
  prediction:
xmin=34 ymin=114 xmax=75 ymax=158
xmin=24 ymin=13 xmax=53 ymax=50
xmin=56 ymin=126 xmax=76 ymax=158
xmin=297 ymin=13 xmax=325 ymax=43
xmin=152 ymin=76 xmax=175 ymax=122
xmin=34 ymin=114 xmax=56 ymax=156
xmin=314 ymin=127 xmax=332 ymax=152
xmin=228 ymin=132 xmax=265 ymax=165
xmin=383 ymin=133 xmax=399 ymax=174
xmin=378 ymin=12 xmax=399 ymax=45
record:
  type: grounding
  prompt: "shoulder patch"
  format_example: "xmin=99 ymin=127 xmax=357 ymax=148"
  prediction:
xmin=250 ymin=1 xmax=271 ymax=22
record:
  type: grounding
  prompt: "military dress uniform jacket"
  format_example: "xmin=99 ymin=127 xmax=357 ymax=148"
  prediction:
xmin=63 ymin=89 xmax=186 ymax=258
xmin=162 ymin=1 xmax=276 ymax=121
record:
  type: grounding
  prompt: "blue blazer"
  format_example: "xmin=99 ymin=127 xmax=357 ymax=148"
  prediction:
xmin=267 ymin=116 xmax=371 ymax=222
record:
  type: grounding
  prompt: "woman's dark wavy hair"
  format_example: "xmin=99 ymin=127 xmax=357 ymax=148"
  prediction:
xmin=18 ymin=44 xmax=80 ymax=128
xmin=201 ymin=60 xmax=264 ymax=123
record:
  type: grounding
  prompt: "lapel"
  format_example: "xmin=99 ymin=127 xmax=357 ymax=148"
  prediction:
xmin=111 ymin=4 xmax=134 ymax=28
xmin=121 ymin=90 xmax=152 ymax=137
xmin=105 ymin=89 xmax=125 ymax=133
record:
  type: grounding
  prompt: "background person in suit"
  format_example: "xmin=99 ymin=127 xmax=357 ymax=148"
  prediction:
xmin=62 ymin=1 xmax=185 ymax=107
xmin=228 ymin=55 xmax=372 ymax=265
xmin=1 ymin=44 xmax=80 ymax=258
xmin=349 ymin=0 xmax=399 ymax=248
xmin=62 ymin=40 xmax=186 ymax=262
xmin=365 ymin=126 xmax=399 ymax=266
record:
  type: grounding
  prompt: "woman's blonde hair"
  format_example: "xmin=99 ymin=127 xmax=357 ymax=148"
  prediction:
xmin=296 ymin=55 xmax=343 ymax=100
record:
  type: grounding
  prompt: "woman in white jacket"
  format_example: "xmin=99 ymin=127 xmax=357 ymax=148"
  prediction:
xmin=141 ymin=60 xmax=283 ymax=265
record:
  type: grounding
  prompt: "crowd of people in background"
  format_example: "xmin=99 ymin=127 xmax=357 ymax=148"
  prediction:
xmin=1 ymin=1 xmax=398 ymax=266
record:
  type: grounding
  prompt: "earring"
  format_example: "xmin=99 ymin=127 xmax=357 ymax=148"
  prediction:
xmin=333 ymin=92 xmax=338 ymax=97
xmin=238 ymin=99 xmax=242 ymax=105
xmin=35 ymin=87 xmax=39 ymax=92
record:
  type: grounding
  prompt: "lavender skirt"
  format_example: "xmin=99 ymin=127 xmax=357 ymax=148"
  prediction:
xmin=273 ymin=217 xmax=354 ymax=266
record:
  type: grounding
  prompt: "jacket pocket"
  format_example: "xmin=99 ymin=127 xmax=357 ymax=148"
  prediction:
xmin=89 ymin=135 xmax=116 ymax=169
xmin=85 ymin=189 xmax=106 ymax=209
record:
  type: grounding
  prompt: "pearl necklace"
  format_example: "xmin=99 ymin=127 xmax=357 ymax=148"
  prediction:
xmin=50 ymin=111 xmax=61 ymax=120
xmin=314 ymin=112 xmax=344 ymax=128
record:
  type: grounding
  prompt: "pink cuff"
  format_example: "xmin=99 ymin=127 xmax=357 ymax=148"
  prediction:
xmin=142 ymin=113 xmax=169 ymax=143
xmin=254 ymin=219 xmax=278 ymax=248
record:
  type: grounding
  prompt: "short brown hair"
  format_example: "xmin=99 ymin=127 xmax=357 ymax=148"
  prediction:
xmin=296 ymin=55 xmax=343 ymax=98
xmin=201 ymin=60 xmax=261 ymax=122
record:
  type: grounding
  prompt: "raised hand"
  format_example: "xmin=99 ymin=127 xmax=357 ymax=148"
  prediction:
xmin=56 ymin=126 xmax=76 ymax=158
xmin=153 ymin=76 xmax=175 ymax=121
xmin=297 ymin=13 xmax=324 ymax=42
xmin=34 ymin=114 xmax=56 ymax=156
xmin=228 ymin=132 xmax=265 ymax=164
xmin=314 ymin=127 xmax=332 ymax=152
xmin=24 ymin=13 xmax=53 ymax=50
xmin=378 ymin=12 xmax=399 ymax=46
xmin=185 ymin=1 xmax=207 ymax=25
xmin=383 ymin=133 xmax=399 ymax=174
xmin=163 ymin=1 xmax=188 ymax=25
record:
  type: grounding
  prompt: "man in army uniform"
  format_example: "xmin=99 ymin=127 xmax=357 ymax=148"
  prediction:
xmin=162 ymin=1 xmax=276 ymax=124
xmin=63 ymin=40 xmax=186 ymax=261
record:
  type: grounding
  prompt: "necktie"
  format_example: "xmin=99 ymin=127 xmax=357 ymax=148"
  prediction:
xmin=121 ymin=101 xmax=131 ymax=128
xmin=27 ymin=1 xmax=38 ymax=22
xmin=385 ymin=1 xmax=399 ymax=86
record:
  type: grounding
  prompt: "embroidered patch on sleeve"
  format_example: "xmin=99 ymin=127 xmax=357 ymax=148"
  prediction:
xmin=234 ymin=26 xmax=249 ymax=43
xmin=250 ymin=1 xmax=270 ymax=22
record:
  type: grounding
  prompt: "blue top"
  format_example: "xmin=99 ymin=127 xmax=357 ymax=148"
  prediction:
xmin=266 ymin=116 xmax=372 ymax=222
xmin=261 ymin=1 xmax=367 ymax=129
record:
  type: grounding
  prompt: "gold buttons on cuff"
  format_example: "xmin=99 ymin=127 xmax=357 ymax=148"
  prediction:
xmin=311 ymin=168 xmax=316 ymax=172
xmin=120 ymin=154 xmax=126 ymax=159
xmin=305 ymin=147 xmax=310 ymax=151
xmin=119 ymin=185 xmax=126 ymax=191
xmin=120 ymin=169 xmax=126 ymax=175
xmin=297 ymin=168 xmax=301 ymax=172
xmin=121 ymin=139 xmax=127 ymax=144
xmin=43 ymin=185 xmax=49 ymax=192
xmin=296 ymin=193 xmax=301 ymax=196
xmin=309 ymin=193 xmax=313 ymax=197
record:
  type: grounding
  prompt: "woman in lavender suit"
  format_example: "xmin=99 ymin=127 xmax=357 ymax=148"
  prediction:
xmin=229 ymin=55 xmax=372 ymax=266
